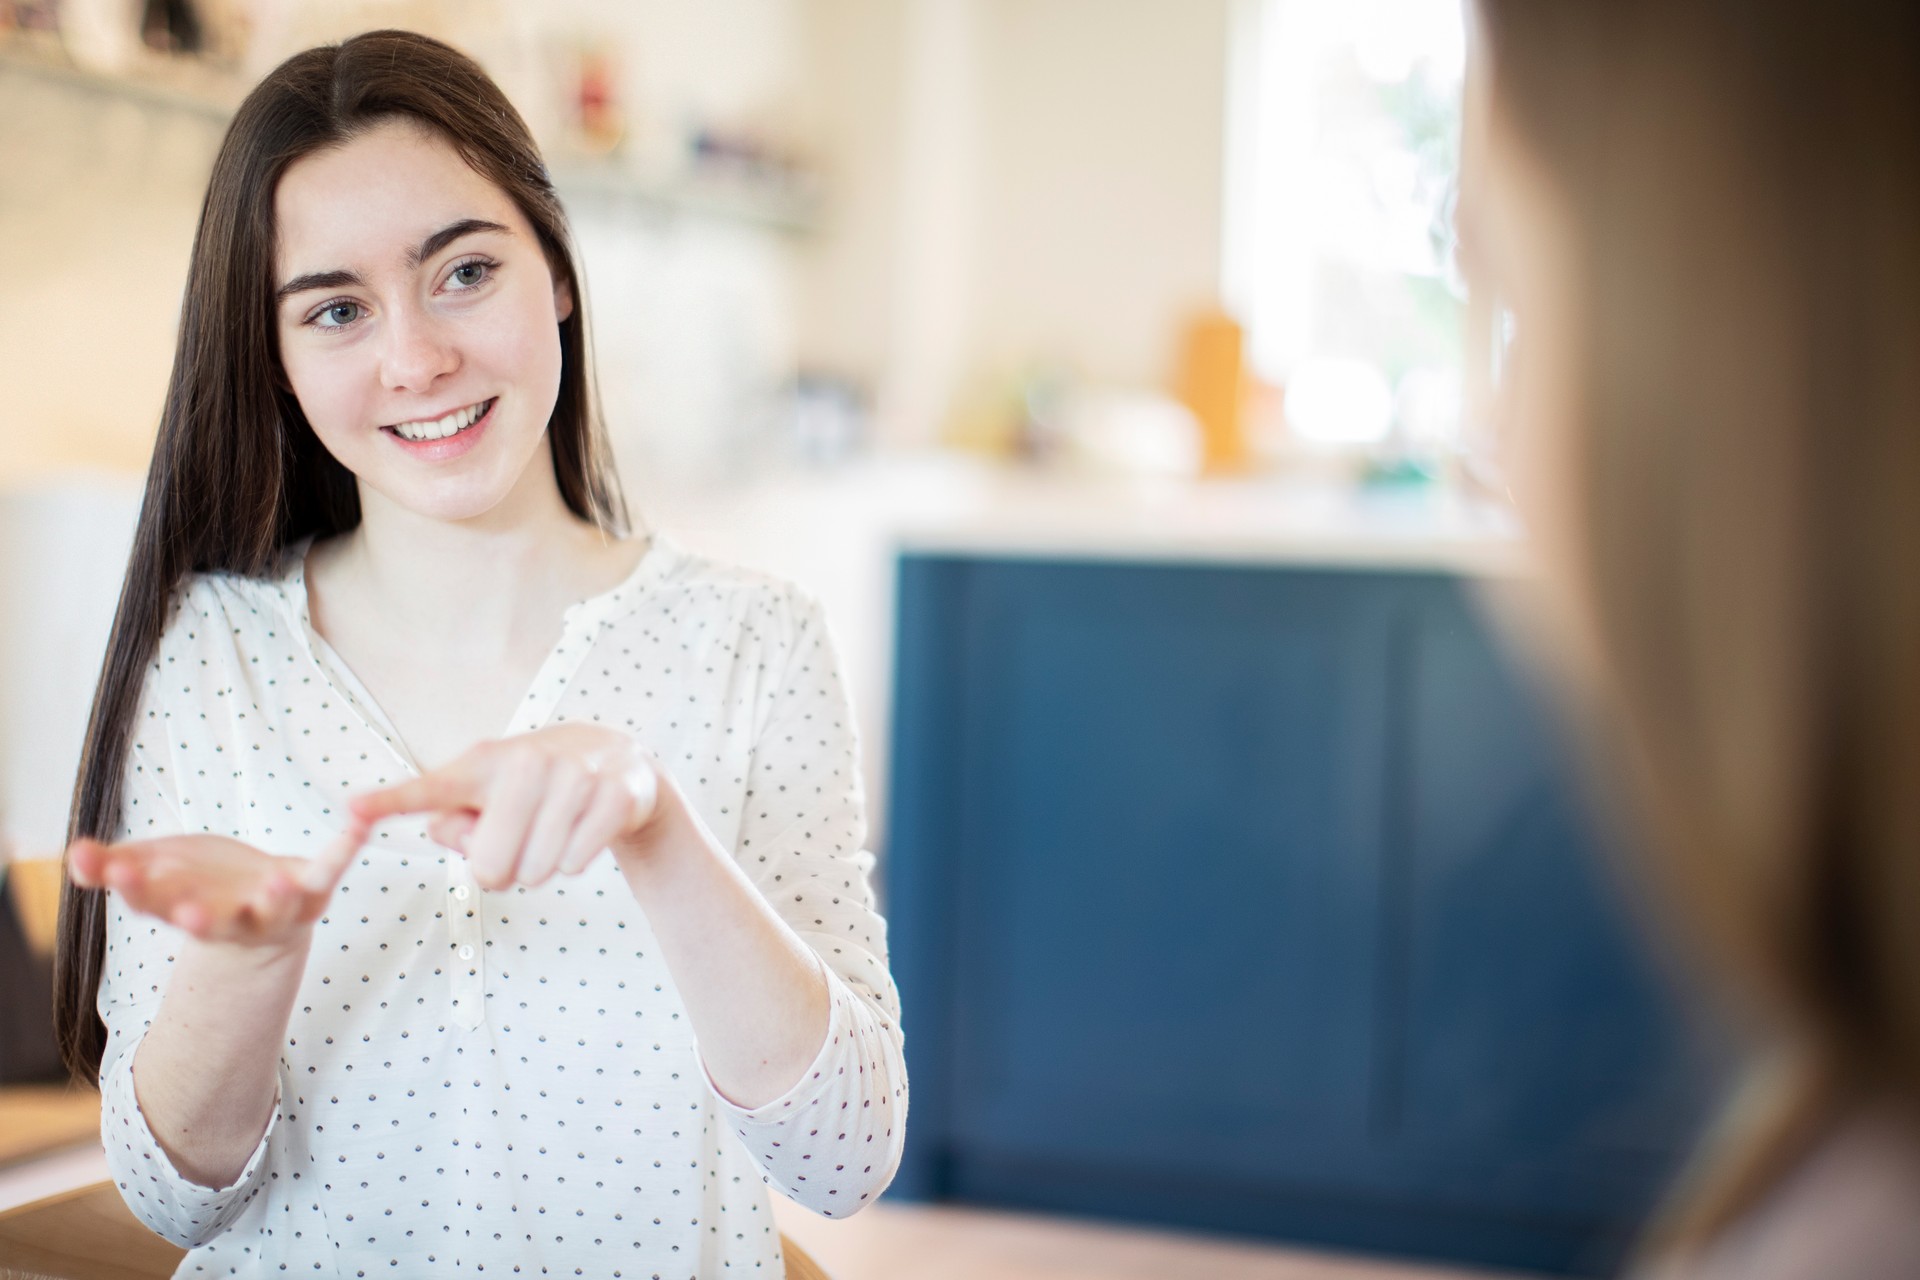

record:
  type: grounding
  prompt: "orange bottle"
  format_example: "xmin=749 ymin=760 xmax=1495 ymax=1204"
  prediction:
xmin=1177 ymin=307 xmax=1249 ymax=474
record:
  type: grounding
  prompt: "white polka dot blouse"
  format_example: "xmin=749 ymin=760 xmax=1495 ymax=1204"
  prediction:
xmin=96 ymin=535 xmax=908 ymax=1277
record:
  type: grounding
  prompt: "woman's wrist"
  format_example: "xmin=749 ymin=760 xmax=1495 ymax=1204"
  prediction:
xmin=610 ymin=765 xmax=699 ymax=875
xmin=183 ymin=925 xmax=314 ymax=973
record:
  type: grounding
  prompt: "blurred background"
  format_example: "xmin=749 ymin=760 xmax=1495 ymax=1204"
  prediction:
xmin=0 ymin=3 xmax=1721 ymax=1279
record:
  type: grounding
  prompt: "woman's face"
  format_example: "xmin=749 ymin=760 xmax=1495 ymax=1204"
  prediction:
xmin=273 ymin=118 xmax=572 ymax=525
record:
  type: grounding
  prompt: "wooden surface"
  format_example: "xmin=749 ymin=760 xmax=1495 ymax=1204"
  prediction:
xmin=770 ymin=1198 xmax=1533 ymax=1280
xmin=0 ymin=1177 xmax=834 ymax=1280
xmin=0 ymin=1158 xmax=1516 ymax=1280
xmin=0 ymin=1181 xmax=183 ymax=1280
xmin=3 ymin=860 xmax=61 ymax=959
xmin=0 ymin=1090 xmax=97 ymax=1171
xmin=784 ymin=1233 xmax=833 ymax=1280
xmin=0 ymin=1084 xmax=834 ymax=1278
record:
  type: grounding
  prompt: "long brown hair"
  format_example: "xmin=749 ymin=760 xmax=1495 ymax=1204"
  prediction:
xmin=1473 ymin=0 xmax=1920 ymax=1254
xmin=54 ymin=29 xmax=628 ymax=1079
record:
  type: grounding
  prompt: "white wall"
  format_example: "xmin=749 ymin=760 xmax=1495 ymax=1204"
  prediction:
xmin=794 ymin=0 xmax=1233 ymax=444
xmin=793 ymin=0 xmax=910 ymax=388
xmin=0 ymin=480 xmax=141 ymax=856
xmin=0 ymin=68 xmax=224 ymax=481
xmin=970 ymin=0 xmax=1230 ymax=387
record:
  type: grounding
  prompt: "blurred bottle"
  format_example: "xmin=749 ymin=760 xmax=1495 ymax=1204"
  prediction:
xmin=1177 ymin=307 xmax=1250 ymax=474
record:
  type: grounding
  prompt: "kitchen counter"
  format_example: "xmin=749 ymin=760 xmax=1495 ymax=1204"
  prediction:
xmin=887 ymin=463 xmax=1526 ymax=574
xmin=647 ymin=454 xmax=1526 ymax=576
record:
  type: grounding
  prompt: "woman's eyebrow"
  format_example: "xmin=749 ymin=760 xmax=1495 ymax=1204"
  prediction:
xmin=275 ymin=218 xmax=514 ymax=302
xmin=408 ymin=217 xmax=512 ymax=268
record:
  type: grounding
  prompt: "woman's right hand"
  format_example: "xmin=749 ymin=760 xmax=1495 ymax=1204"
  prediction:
xmin=67 ymin=823 xmax=368 ymax=951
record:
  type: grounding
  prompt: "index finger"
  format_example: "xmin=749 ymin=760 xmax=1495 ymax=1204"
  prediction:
xmin=349 ymin=767 xmax=478 ymax=826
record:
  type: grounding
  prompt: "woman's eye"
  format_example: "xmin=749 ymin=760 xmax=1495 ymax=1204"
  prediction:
xmin=313 ymin=302 xmax=361 ymax=329
xmin=449 ymin=260 xmax=492 ymax=289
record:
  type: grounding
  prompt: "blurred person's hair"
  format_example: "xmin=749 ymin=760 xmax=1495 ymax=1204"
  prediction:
xmin=1472 ymin=0 xmax=1920 ymax=1257
xmin=53 ymin=29 xmax=627 ymax=1080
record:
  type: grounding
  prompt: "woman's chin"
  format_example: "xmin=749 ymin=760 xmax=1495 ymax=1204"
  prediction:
xmin=364 ymin=473 xmax=525 ymax=528
xmin=356 ymin=437 xmax=557 ymax=528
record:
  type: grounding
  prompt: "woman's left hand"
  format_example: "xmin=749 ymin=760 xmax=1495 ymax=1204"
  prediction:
xmin=349 ymin=725 xmax=663 ymax=889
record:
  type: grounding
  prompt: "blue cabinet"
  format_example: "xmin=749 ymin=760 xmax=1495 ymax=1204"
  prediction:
xmin=885 ymin=555 xmax=1723 ymax=1276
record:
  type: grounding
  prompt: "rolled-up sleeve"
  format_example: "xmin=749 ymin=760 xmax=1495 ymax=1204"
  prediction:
xmin=96 ymin=655 xmax=280 ymax=1247
xmin=705 ymin=587 xmax=908 ymax=1217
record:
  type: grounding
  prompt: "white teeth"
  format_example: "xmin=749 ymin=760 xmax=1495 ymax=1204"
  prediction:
xmin=392 ymin=400 xmax=488 ymax=442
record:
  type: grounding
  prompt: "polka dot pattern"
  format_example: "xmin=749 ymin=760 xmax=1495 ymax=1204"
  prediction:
xmin=95 ymin=536 xmax=909 ymax=1276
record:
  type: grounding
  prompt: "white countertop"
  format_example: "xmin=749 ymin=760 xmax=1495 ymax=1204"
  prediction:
xmin=887 ymin=465 xmax=1526 ymax=575
xmin=645 ymin=453 xmax=1528 ymax=576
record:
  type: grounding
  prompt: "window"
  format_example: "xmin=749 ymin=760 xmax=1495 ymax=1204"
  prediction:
xmin=1225 ymin=0 xmax=1468 ymax=453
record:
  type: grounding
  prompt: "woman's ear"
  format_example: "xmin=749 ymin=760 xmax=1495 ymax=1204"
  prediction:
xmin=554 ymin=277 xmax=574 ymax=323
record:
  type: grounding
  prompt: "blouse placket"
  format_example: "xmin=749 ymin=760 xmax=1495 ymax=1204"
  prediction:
xmin=283 ymin=547 xmax=637 ymax=1033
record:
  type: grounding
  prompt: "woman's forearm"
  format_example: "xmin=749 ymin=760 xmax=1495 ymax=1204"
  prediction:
xmin=130 ymin=934 xmax=310 ymax=1188
xmin=614 ymin=782 xmax=831 ymax=1110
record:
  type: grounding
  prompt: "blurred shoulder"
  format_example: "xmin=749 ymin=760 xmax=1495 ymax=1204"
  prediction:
xmin=1642 ymin=1109 xmax=1920 ymax=1280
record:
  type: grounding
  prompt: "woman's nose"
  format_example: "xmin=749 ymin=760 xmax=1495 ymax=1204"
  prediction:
xmin=379 ymin=306 xmax=459 ymax=393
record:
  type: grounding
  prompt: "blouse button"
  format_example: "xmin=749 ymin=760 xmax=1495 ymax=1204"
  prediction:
xmin=458 ymin=945 xmax=475 ymax=960
xmin=452 ymin=885 xmax=470 ymax=901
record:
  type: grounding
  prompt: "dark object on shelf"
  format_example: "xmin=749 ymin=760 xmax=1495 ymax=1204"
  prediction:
xmin=884 ymin=555 xmax=1728 ymax=1278
xmin=2 ymin=1 xmax=61 ymax=33
xmin=140 ymin=0 xmax=200 ymax=54
xmin=0 ymin=875 xmax=64 ymax=1084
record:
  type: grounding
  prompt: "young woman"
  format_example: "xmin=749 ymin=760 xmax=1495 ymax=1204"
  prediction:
xmin=1460 ymin=1 xmax=1919 ymax=1276
xmin=52 ymin=29 xmax=905 ymax=1277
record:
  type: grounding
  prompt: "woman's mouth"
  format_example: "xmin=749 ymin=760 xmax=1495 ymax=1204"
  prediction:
xmin=385 ymin=397 xmax=496 ymax=443
xmin=381 ymin=397 xmax=498 ymax=459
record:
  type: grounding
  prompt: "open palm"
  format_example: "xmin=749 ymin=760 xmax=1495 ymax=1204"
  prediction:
xmin=67 ymin=823 xmax=367 ymax=948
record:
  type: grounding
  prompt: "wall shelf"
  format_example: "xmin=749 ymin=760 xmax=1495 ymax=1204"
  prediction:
xmin=0 ymin=41 xmax=238 ymax=122
xmin=3 ymin=42 xmax=822 ymax=237
xmin=552 ymin=164 xmax=821 ymax=237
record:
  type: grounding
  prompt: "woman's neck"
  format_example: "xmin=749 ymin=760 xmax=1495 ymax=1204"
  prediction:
xmin=320 ymin=457 xmax=632 ymax=656
xmin=299 ymin=458 xmax=643 ymax=771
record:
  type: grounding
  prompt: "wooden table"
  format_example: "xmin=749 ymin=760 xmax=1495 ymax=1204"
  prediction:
xmin=0 ymin=1085 xmax=186 ymax=1278
xmin=0 ymin=1088 xmax=98 ymax=1171
xmin=0 ymin=1180 xmax=185 ymax=1280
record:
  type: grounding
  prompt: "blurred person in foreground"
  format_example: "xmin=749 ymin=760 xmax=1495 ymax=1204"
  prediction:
xmin=1458 ymin=1 xmax=1920 ymax=1277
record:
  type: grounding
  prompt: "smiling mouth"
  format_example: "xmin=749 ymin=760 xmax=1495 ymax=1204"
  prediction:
xmin=385 ymin=398 xmax=495 ymax=443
